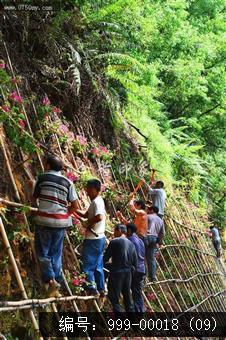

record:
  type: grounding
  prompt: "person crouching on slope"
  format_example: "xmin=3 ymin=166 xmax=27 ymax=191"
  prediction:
xmin=32 ymin=154 xmax=79 ymax=297
xmin=76 ymin=179 xmax=106 ymax=297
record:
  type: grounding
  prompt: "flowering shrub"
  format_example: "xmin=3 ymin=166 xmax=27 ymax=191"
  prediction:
xmin=70 ymin=271 xmax=86 ymax=293
xmin=9 ymin=91 xmax=23 ymax=104
xmin=0 ymin=100 xmax=37 ymax=154
xmin=37 ymin=97 xmax=52 ymax=120
xmin=72 ymin=135 xmax=88 ymax=154
xmin=89 ymin=144 xmax=113 ymax=162
xmin=147 ymin=293 xmax=156 ymax=301
xmin=42 ymin=95 xmax=50 ymax=106
xmin=66 ymin=171 xmax=79 ymax=182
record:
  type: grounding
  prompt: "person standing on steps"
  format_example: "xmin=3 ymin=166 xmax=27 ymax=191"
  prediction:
xmin=32 ymin=154 xmax=79 ymax=297
xmin=104 ymin=224 xmax=138 ymax=313
xmin=148 ymin=175 xmax=166 ymax=219
xmin=116 ymin=196 xmax=148 ymax=241
xmin=126 ymin=222 xmax=146 ymax=313
xmin=206 ymin=225 xmax=222 ymax=258
xmin=76 ymin=179 xmax=106 ymax=297
xmin=146 ymin=205 xmax=165 ymax=281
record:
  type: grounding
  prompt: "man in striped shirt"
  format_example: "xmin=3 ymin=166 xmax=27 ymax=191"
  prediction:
xmin=32 ymin=155 xmax=79 ymax=297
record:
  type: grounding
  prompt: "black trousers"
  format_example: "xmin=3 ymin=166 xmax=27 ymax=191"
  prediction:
xmin=108 ymin=271 xmax=134 ymax=313
xmin=131 ymin=272 xmax=145 ymax=313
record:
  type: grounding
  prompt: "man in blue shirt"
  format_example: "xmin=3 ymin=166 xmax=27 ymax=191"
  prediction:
xmin=207 ymin=226 xmax=221 ymax=258
xmin=127 ymin=223 xmax=146 ymax=313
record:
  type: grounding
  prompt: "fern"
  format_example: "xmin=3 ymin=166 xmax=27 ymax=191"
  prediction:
xmin=66 ymin=43 xmax=82 ymax=95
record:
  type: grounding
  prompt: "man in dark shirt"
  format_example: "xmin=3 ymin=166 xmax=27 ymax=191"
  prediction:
xmin=127 ymin=223 xmax=146 ymax=313
xmin=104 ymin=224 xmax=138 ymax=313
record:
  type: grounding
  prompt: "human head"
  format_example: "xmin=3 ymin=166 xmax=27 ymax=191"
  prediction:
xmin=134 ymin=199 xmax=146 ymax=210
xmin=114 ymin=223 xmax=127 ymax=237
xmin=209 ymin=225 xmax=214 ymax=230
xmin=127 ymin=222 xmax=137 ymax=237
xmin=86 ymin=179 xmax=101 ymax=199
xmin=155 ymin=181 xmax=164 ymax=189
xmin=44 ymin=154 xmax=63 ymax=171
xmin=148 ymin=205 xmax=159 ymax=215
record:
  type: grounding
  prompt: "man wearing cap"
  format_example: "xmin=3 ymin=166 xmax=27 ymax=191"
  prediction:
xmin=104 ymin=224 xmax=138 ymax=313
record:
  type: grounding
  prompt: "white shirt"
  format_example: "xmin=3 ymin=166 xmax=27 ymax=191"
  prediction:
xmin=86 ymin=196 xmax=106 ymax=240
xmin=149 ymin=188 xmax=166 ymax=215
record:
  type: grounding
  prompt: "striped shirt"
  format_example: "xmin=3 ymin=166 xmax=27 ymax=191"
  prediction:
xmin=33 ymin=170 xmax=78 ymax=228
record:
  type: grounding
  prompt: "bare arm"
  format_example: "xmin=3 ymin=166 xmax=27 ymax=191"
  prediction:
xmin=68 ymin=200 xmax=80 ymax=214
xmin=116 ymin=211 xmax=129 ymax=225
xmin=76 ymin=210 xmax=89 ymax=219
xmin=88 ymin=214 xmax=103 ymax=226
xmin=129 ymin=199 xmax=145 ymax=216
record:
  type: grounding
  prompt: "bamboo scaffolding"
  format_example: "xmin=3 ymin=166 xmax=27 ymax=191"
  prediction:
xmin=0 ymin=218 xmax=42 ymax=339
xmin=1 ymin=45 xmax=225 ymax=340
xmin=166 ymin=218 xmax=213 ymax=312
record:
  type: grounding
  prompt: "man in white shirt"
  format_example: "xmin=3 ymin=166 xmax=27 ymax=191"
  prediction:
xmin=76 ymin=179 xmax=106 ymax=296
xmin=148 ymin=181 xmax=166 ymax=219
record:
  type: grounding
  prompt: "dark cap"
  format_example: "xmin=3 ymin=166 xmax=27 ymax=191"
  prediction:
xmin=115 ymin=223 xmax=127 ymax=234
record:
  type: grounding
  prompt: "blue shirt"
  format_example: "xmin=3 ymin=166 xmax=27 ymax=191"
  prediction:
xmin=128 ymin=233 xmax=145 ymax=274
xmin=210 ymin=227 xmax=220 ymax=241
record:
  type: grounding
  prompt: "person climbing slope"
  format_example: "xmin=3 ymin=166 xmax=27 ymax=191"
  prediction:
xmin=76 ymin=179 xmax=106 ymax=297
xmin=148 ymin=170 xmax=166 ymax=219
xmin=32 ymin=154 xmax=79 ymax=297
xmin=104 ymin=224 xmax=138 ymax=313
xmin=146 ymin=205 xmax=165 ymax=281
xmin=206 ymin=225 xmax=222 ymax=258
xmin=126 ymin=222 xmax=146 ymax=313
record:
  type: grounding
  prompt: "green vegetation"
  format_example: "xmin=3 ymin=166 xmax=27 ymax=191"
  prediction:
xmin=76 ymin=0 xmax=225 ymax=226
xmin=1 ymin=1 xmax=225 ymax=226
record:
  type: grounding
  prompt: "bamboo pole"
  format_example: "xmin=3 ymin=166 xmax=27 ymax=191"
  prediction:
xmin=0 ymin=218 xmax=42 ymax=339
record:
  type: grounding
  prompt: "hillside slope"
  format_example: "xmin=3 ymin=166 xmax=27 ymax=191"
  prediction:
xmin=0 ymin=6 xmax=225 ymax=339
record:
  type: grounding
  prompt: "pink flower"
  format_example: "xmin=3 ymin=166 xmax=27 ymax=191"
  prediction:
xmin=66 ymin=171 xmax=78 ymax=182
xmin=99 ymin=145 xmax=109 ymax=154
xmin=0 ymin=63 xmax=6 ymax=69
xmin=76 ymin=135 xmax=87 ymax=146
xmin=36 ymin=142 xmax=41 ymax=148
xmin=52 ymin=107 xmax=62 ymax=113
xmin=73 ymin=217 xmax=80 ymax=225
xmin=72 ymin=278 xmax=80 ymax=286
xmin=68 ymin=131 xmax=75 ymax=141
xmin=90 ymin=147 xmax=100 ymax=156
xmin=18 ymin=120 xmax=26 ymax=128
xmin=11 ymin=77 xmax=18 ymax=84
xmin=1 ymin=105 xmax=10 ymax=112
xmin=147 ymin=293 xmax=156 ymax=301
xmin=59 ymin=124 xmax=69 ymax=133
xmin=42 ymin=96 xmax=50 ymax=106
xmin=10 ymin=91 xmax=23 ymax=103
